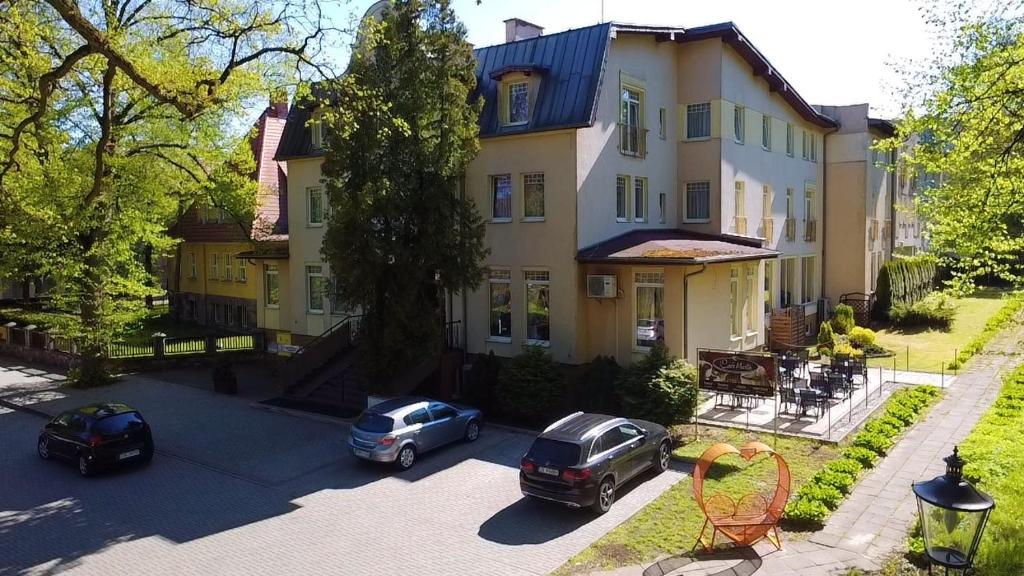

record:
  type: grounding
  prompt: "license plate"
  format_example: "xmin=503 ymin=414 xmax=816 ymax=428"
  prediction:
xmin=119 ymin=449 xmax=140 ymax=460
xmin=354 ymin=449 xmax=371 ymax=458
xmin=538 ymin=466 xmax=559 ymax=476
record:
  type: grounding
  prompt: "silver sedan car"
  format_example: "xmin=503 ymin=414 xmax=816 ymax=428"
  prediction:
xmin=347 ymin=397 xmax=483 ymax=469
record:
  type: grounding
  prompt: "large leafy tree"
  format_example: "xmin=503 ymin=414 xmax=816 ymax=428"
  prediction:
xmin=321 ymin=0 xmax=487 ymax=384
xmin=883 ymin=1 xmax=1024 ymax=290
xmin=0 ymin=0 xmax=332 ymax=385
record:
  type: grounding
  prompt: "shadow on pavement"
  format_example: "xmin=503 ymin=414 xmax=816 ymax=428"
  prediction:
xmin=641 ymin=546 xmax=763 ymax=576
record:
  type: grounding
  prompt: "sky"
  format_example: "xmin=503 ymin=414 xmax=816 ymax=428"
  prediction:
xmin=325 ymin=0 xmax=941 ymax=118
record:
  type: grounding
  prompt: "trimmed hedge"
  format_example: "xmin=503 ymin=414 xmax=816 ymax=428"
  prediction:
xmin=784 ymin=386 xmax=941 ymax=526
xmin=873 ymin=256 xmax=938 ymax=319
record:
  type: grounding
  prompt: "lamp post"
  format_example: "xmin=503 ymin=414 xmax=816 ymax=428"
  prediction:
xmin=912 ymin=446 xmax=994 ymax=575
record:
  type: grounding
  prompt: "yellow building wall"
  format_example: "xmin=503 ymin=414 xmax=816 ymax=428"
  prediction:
xmin=176 ymin=241 xmax=258 ymax=300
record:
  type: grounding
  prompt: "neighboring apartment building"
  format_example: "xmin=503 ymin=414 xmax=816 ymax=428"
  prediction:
xmin=818 ymin=104 xmax=897 ymax=304
xmin=894 ymin=133 xmax=929 ymax=256
xmin=169 ymin=100 xmax=289 ymax=330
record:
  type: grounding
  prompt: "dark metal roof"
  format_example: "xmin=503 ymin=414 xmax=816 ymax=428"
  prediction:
xmin=541 ymin=413 xmax=620 ymax=442
xmin=868 ymin=117 xmax=896 ymax=137
xmin=275 ymin=83 xmax=333 ymax=161
xmin=473 ymin=23 xmax=612 ymax=138
xmin=578 ymin=229 xmax=779 ymax=265
xmin=679 ymin=22 xmax=838 ymax=129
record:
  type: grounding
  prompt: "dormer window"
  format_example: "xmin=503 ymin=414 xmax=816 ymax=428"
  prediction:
xmin=310 ymin=119 xmax=323 ymax=150
xmin=508 ymin=81 xmax=529 ymax=125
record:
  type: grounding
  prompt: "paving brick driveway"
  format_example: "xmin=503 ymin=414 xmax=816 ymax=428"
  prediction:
xmin=0 ymin=363 xmax=685 ymax=576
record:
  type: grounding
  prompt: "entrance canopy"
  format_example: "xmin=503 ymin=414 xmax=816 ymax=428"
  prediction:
xmin=577 ymin=229 xmax=779 ymax=265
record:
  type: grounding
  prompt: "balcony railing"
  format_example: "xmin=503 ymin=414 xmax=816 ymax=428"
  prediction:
xmin=762 ymin=218 xmax=774 ymax=240
xmin=804 ymin=219 xmax=817 ymax=242
xmin=734 ymin=216 xmax=747 ymax=236
xmin=618 ymin=123 xmax=648 ymax=158
xmin=784 ymin=218 xmax=797 ymax=241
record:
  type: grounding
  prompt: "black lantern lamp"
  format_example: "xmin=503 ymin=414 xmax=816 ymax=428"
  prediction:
xmin=911 ymin=446 xmax=994 ymax=575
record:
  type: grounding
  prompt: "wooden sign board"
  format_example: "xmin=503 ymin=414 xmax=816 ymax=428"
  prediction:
xmin=698 ymin=350 xmax=777 ymax=398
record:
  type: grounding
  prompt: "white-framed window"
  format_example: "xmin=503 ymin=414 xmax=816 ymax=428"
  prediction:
xmin=264 ymin=264 xmax=280 ymax=307
xmin=307 ymin=186 xmax=324 ymax=226
xmin=616 ymin=175 xmax=629 ymax=222
xmin=211 ymin=253 xmax=219 ymax=280
xmin=223 ymin=256 xmax=232 ymax=280
xmin=310 ymin=118 xmax=323 ymax=150
xmin=733 ymin=105 xmax=745 ymax=143
xmin=801 ymin=256 xmax=816 ymax=304
xmin=764 ymin=259 xmax=775 ymax=314
xmin=804 ymin=183 xmax=816 ymax=223
xmin=508 ymin=81 xmax=529 ymax=125
xmin=658 ymin=192 xmax=666 ymax=224
xmin=214 ymin=303 xmax=223 ymax=324
xmin=488 ymin=269 xmax=511 ymax=341
xmin=524 ymin=270 xmax=550 ymax=345
xmin=780 ymin=257 xmax=797 ymax=307
xmin=620 ymin=86 xmax=643 ymax=156
xmin=633 ymin=177 xmax=647 ymax=223
xmin=809 ymin=133 xmax=818 ymax=162
xmin=685 ymin=181 xmax=711 ymax=221
xmin=730 ymin=267 xmax=741 ymax=338
xmin=786 ymin=123 xmax=795 ymax=156
xmin=745 ymin=264 xmax=757 ymax=334
xmin=523 ymin=173 xmax=545 ymax=220
xmin=306 ymin=264 xmax=326 ymax=314
xmin=635 ymin=271 xmax=664 ymax=350
xmin=188 ymin=252 xmax=196 ymax=279
xmin=786 ymin=188 xmax=795 ymax=219
xmin=686 ymin=103 xmax=711 ymax=139
xmin=762 ymin=115 xmax=772 ymax=150
xmin=237 ymin=257 xmax=247 ymax=282
xmin=734 ymin=180 xmax=746 ymax=234
xmin=658 ymin=107 xmax=667 ymax=140
xmin=802 ymin=130 xmax=809 ymax=160
xmin=491 ymin=174 xmax=512 ymax=221
xmin=225 ymin=304 xmax=235 ymax=326
xmin=238 ymin=305 xmax=249 ymax=328
xmin=762 ymin=185 xmax=772 ymax=218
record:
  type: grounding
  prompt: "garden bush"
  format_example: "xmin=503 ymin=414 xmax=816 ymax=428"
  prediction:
xmin=831 ymin=304 xmax=855 ymax=335
xmin=494 ymin=347 xmax=565 ymax=423
xmin=832 ymin=342 xmax=864 ymax=358
xmin=816 ymin=321 xmax=835 ymax=352
xmin=616 ymin=349 xmax=698 ymax=427
xmin=888 ymin=292 xmax=957 ymax=330
xmin=824 ymin=458 xmax=864 ymax=477
xmin=848 ymin=326 xmax=876 ymax=348
xmin=842 ymin=446 xmax=878 ymax=468
xmin=465 ymin=351 xmax=501 ymax=412
xmin=853 ymin=430 xmax=896 ymax=455
xmin=810 ymin=469 xmax=857 ymax=495
xmin=784 ymin=498 xmax=830 ymax=524
xmin=873 ymin=256 xmax=937 ymax=318
xmin=573 ymin=355 xmax=621 ymax=414
xmin=796 ymin=481 xmax=844 ymax=510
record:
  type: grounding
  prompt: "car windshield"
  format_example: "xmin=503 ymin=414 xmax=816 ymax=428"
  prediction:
xmin=93 ymin=412 xmax=144 ymax=435
xmin=527 ymin=438 xmax=581 ymax=465
xmin=355 ymin=412 xmax=394 ymax=433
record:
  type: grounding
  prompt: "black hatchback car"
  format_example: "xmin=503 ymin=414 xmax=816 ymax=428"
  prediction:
xmin=37 ymin=403 xmax=154 ymax=477
xmin=520 ymin=412 xmax=671 ymax=514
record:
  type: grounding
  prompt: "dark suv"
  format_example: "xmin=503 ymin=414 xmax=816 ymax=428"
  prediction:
xmin=37 ymin=403 xmax=154 ymax=477
xmin=519 ymin=412 xmax=671 ymax=514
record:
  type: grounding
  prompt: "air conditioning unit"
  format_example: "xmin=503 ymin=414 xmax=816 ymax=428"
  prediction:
xmin=586 ymin=274 xmax=617 ymax=298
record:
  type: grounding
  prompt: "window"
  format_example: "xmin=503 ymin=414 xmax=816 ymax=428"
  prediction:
xmin=733 ymin=105 xmax=745 ymax=143
xmin=801 ymin=256 xmax=816 ymax=304
xmin=734 ymin=180 xmax=746 ymax=234
xmin=237 ymin=258 xmax=246 ymax=282
xmin=198 ymin=205 xmax=207 ymax=224
xmin=685 ymin=181 xmax=711 ymax=221
xmin=730 ymin=267 xmax=741 ymax=338
xmin=780 ymin=258 xmax=797 ymax=307
xmin=186 ymin=298 xmax=197 ymax=320
xmin=786 ymin=123 xmax=794 ymax=156
xmin=786 ymin=188 xmax=795 ymax=219
xmin=658 ymin=107 xmax=667 ymax=139
xmin=635 ymin=271 xmax=664 ymax=349
xmin=310 ymin=119 xmax=323 ymax=150
xmin=523 ymin=173 xmax=544 ymax=220
xmin=214 ymin=302 xmax=223 ymax=324
xmin=804 ymin=184 xmax=816 ymax=222
xmin=306 ymin=265 xmax=325 ymax=314
xmin=762 ymin=115 xmax=772 ymax=150
xmin=658 ymin=192 xmax=666 ymax=224
xmin=764 ymin=260 xmax=775 ymax=314
xmin=802 ymin=130 xmax=809 ymax=160
xmin=686 ymin=103 xmax=711 ymax=139
xmin=508 ymin=81 xmax=529 ymax=125
xmin=264 ymin=264 xmax=280 ymax=307
xmin=616 ymin=175 xmax=629 ymax=221
xmin=429 ymin=402 xmax=458 ymax=421
xmin=188 ymin=253 xmax=196 ymax=279
xmin=404 ymin=408 xmax=431 ymax=426
xmin=745 ymin=265 xmax=757 ymax=333
xmin=870 ymin=251 xmax=879 ymax=289
xmin=225 ymin=304 xmax=234 ymax=326
xmin=489 ymin=269 xmax=511 ymax=341
xmin=619 ymin=86 xmax=643 ymax=156
xmin=238 ymin=305 xmax=248 ymax=328
xmin=211 ymin=253 xmax=219 ymax=280
xmin=525 ymin=271 xmax=550 ymax=345
xmin=223 ymin=256 xmax=232 ymax=280
xmin=810 ymin=134 xmax=817 ymax=162
xmin=491 ymin=174 xmax=512 ymax=221
xmin=633 ymin=177 xmax=647 ymax=222
xmin=307 ymin=186 xmax=324 ymax=226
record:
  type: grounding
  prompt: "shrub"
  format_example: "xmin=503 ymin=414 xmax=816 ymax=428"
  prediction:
xmin=784 ymin=498 xmax=830 ymax=524
xmin=853 ymin=430 xmax=895 ymax=455
xmin=465 ymin=351 xmax=501 ymax=412
xmin=825 ymin=458 xmax=864 ymax=477
xmin=873 ymin=256 xmax=937 ymax=318
xmin=816 ymin=321 xmax=835 ymax=351
xmin=494 ymin=347 xmax=565 ymax=422
xmin=842 ymin=446 xmax=878 ymax=468
xmin=831 ymin=304 xmax=855 ymax=335
xmin=796 ymin=481 xmax=844 ymax=510
xmin=574 ymin=355 xmax=621 ymax=414
xmin=833 ymin=342 xmax=864 ymax=358
xmin=810 ymin=469 xmax=857 ymax=495
xmin=863 ymin=418 xmax=900 ymax=438
xmin=618 ymin=355 xmax=699 ymax=427
xmin=889 ymin=292 xmax=957 ymax=330
xmin=848 ymin=326 xmax=876 ymax=348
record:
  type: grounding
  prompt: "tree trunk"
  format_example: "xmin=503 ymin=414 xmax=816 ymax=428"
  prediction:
xmin=76 ymin=238 xmax=108 ymax=387
xmin=144 ymin=243 xmax=153 ymax=308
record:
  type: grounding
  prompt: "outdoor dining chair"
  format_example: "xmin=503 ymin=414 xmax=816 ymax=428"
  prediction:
xmin=798 ymin=389 xmax=821 ymax=420
xmin=779 ymin=387 xmax=798 ymax=414
xmin=826 ymin=370 xmax=848 ymax=399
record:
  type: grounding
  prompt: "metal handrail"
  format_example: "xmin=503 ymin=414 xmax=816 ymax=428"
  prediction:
xmin=291 ymin=313 xmax=364 ymax=357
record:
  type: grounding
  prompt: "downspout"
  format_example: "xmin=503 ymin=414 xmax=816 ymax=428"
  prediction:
xmin=889 ymin=149 xmax=897 ymax=256
xmin=460 ymin=174 xmax=468 ymax=355
xmin=820 ymin=123 xmax=839 ymax=302
xmin=682 ymin=263 xmax=707 ymax=362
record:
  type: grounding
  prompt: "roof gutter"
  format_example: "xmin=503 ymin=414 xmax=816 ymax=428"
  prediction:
xmin=682 ymin=264 xmax=707 ymax=362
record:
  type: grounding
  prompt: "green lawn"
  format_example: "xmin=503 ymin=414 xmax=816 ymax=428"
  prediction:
xmin=555 ymin=427 xmax=840 ymax=575
xmin=867 ymin=289 xmax=1013 ymax=373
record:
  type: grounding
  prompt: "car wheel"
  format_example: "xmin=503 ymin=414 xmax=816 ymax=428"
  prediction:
xmin=592 ymin=477 xmax=615 ymax=514
xmin=37 ymin=436 xmax=50 ymax=460
xmin=396 ymin=445 xmax=416 ymax=470
xmin=655 ymin=440 xmax=671 ymax=473
xmin=77 ymin=454 xmax=93 ymax=478
xmin=141 ymin=443 xmax=154 ymax=465
xmin=464 ymin=420 xmax=481 ymax=442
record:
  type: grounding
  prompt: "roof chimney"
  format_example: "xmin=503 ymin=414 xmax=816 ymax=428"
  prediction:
xmin=268 ymin=90 xmax=289 ymax=119
xmin=504 ymin=18 xmax=543 ymax=43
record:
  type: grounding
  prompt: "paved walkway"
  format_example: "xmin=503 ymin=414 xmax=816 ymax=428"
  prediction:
xmin=597 ymin=314 xmax=1023 ymax=576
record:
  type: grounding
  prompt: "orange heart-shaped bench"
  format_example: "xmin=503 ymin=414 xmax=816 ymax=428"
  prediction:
xmin=692 ymin=441 xmax=791 ymax=551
